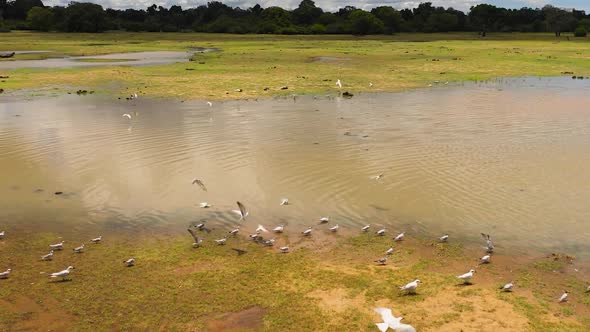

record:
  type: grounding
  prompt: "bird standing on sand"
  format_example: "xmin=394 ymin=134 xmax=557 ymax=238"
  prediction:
xmin=500 ymin=281 xmax=514 ymax=292
xmin=0 ymin=268 xmax=11 ymax=279
xmin=191 ymin=178 xmax=207 ymax=192
xmin=50 ymin=266 xmax=74 ymax=281
xmin=375 ymin=257 xmax=388 ymax=265
xmin=457 ymin=269 xmax=476 ymax=284
xmin=280 ymin=198 xmax=289 ymax=206
xmin=0 ymin=230 xmax=5 ymax=239
xmin=41 ymin=250 xmax=54 ymax=261
xmin=215 ymin=237 xmax=227 ymax=245
xmin=229 ymin=227 xmax=240 ymax=236
xmin=273 ymin=224 xmax=284 ymax=233
xmin=480 ymin=255 xmax=491 ymax=264
xmin=49 ymin=241 xmax=65 ymax=250
xmin=90 ymin=236 xmax=102 ymax=243
xmin=199 ymin=202 xmax=211 ymax=208
xmin=362 ymin=225 xmax=371 ymax=232
xmin=279 ymin=246 xmax=289 ymax=253
xmin=73 ymin=244 xmax=85 ymax=253
xmin=329 ymin=224 xmax=339 ymax=232
xmin=385 ymin=247 xmax=394 ymax=255
xmin=558 ymin=290 xmax=569 ymax=303
xmin=376 ymin=228 xmax=386 ymax=236
xmin=319 ymin=217 xmax=329 ymax=224
xmin=400 ymin=279 xmax=420 ymax=294
xmin=439 ymin=234 xmax=449 ymax=243
xmin=232 ymin=201 xmax=249 ymax=221
xmin=124 ymin=258 xmax=135 ymax=267
xmin=394 ymin=232 xmax=405 ymax=242
xmin=302 ymin=227 xmax=313 ymax=236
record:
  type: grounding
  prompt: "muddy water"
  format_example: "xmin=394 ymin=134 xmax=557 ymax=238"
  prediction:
xmin=1 ymin=77 xmax=590 ymax=256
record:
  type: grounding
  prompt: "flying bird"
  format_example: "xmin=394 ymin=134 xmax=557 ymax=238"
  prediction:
xmin=374 ymin=308 xmax=416 ymax=332
xmin=187 ymin=228 xmax=203 ymax=248
xmin=457 ymin=269 xmax=476 ymax=284
xmin=400 ymin=279 xmax=420 ymax=294
xmin=50 ymin=266 xmax=74 ymax=281
xmin=191 ymin=178 xmax=207 ymax=192
xmin=256 ymin=224 xmax=269 ymax=233
xmin=232 ymin=201 xmax=249 ymax=221
xmin=122 ymin=113 xmax=132 ymax=119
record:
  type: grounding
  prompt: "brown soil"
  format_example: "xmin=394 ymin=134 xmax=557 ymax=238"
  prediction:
xmin=0 ymin=296 xmax=74 ymax=331
xmin=206 ymin=306 xmax=267 ymax=332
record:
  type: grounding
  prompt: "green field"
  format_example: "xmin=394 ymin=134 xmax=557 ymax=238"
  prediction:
xmin=0 ymin=31 xmax=589 ymax=99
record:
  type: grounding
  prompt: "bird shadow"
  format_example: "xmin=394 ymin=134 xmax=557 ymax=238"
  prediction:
xmin=400 ymin=292 xmax=418 ymax=297
xmin=50 ymin=279 xmax=72 ymax=283
xmin=456 ymin=282 xmax=473 ymax=287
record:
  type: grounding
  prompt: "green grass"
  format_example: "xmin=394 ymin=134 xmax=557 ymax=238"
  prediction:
xmin=0 ymin=31 xmax=589 ymax=99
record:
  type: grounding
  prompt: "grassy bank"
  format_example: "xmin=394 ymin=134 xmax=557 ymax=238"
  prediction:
xmin=1 ymin=229 xmax=589 ymax=331
xmin=0 ymin=32 xmax=589 ymax=99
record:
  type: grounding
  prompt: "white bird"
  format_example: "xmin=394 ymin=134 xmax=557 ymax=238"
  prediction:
xmin=336 ymin=79 xmax=342 ymax=89
xmin=370 ymin=173 xmax=384 ymax=180
xmin=481 ymin=233 xmax=494 ymax=253
xmin=131 ymin=93 xmax=138 ymax=99
xmin=394 ymin=232 xmax=405 ymax=242
xmin=280 ymin=198 xmax=289 ymax=206
xmin=41 ymin=250 xmax=54 ymax=261
xmin=229 ymin=227 xmax=240 ymax=235
xmin=500 ymin=281 xmax=514 ymax=292
xmin=49 ymin=241 xmax=65 ymax=250
xmin=385 ymin=247 xmax=394 ymax=255
xmin=122 ymin=113 xmax=132 ymax=119
xmin=191 ymin=178 xmax=207 ymax=192
xmin=369 ymin=82 xmax=374 ymax=87
xmin=457 ymin=269 xmax=476 ymax=284
xmin=0 ymin=230 xmax=4 ymax=239
xmin=73 ymin=244 xmax=85 ymax=253
xmin=376 ymin=228 xmax=386 ymax=236
xmin=480 ymin=255 xmax=491 ymax=264
xmin=232 ymin=201 xmax=248 ymax=221
xmin=329 ymin=224 xmax=339 ymax=232
xmin=263 ymin=238 xmax=275 ymax=247
xmin=319 ymin=217 xmax=329 ymax=223
xmin=302 ymin=227 xmax=313 ymax=236
xmin=199 ymin=202 xmax=211 ymax=208
xmin=273 ymin=225 xmax=284 ymax=233
xmin=90 ymin=236 xmax=102 ymax=243
xmin=558 ymin=290 xmax=569 ymax=303
xmin=195 ymin=221 xmax=206 ymax=230
xmin=439 ymin=234 xmax=449 ymax=243
xmin=279 ymin=246 xmax=289 ymax=253
xmin=215 ymin=237 xmax=227 ymax=245
xmin=400 ymin=279 xmax=420 ymax=294
xmin=256 ymin=224 xmax=269 ymax=233
xmin=375 ymin=257 xmax=388 ymax=265
xmin=374 ymin=308 xmax=416 ymax=332
xmin=207 ymin=101 xmax=213 ymax=107
xmin=0 ymin=268 xmax=11 ymax=279
xmin=249 ymin=233 xmax=261 ymax=241
xmin=362 ymin=224 xmax=371 ymax=232
xmin=586 ymin=285 xmax=590 ymax=293
xmin=123 ymin=258 xmax=135 ymax=267
xmin=50 ymin=266 xmax=74 ymax=280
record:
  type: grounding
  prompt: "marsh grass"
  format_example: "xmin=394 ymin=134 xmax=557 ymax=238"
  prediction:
xmin=1 ymin=32 xmax=589 ymax=99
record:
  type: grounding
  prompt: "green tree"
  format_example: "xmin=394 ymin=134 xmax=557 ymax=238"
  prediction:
xmin=371 ymin=6 xmax=402 ymax=33
xmin=27 ymin=6 xmax=53 ymax=31
xmin=543 ymin=5 xmax=576 ymax=37
xmin=64 ymin=2 xmax=107 ymax=32
xmin=292 ymin=0 xmax=322 ymax=25
xmin=349 ymin=10 xmax=384 ymax=35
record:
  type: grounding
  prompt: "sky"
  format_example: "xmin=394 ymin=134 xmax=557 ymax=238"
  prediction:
xmin=41 ymin=1 xmax=590 ymax=12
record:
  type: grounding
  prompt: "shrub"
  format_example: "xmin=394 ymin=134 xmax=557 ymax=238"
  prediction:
xmin=574 ymin=26 xmax=587 ymax=37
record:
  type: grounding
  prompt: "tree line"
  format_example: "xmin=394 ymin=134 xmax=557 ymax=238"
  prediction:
xmin=0 ymin=0 xmax=589 ymax=36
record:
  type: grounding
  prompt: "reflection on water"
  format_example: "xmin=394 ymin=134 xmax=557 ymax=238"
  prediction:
xmin=1 ymin=77 xmax=590 ymax=256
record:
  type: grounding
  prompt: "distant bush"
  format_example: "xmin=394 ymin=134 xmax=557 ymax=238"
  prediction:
xmin=574 ymin=26 xmax=587 ymax=37
xmin=310 ymin=23 xmax=326 ymax=34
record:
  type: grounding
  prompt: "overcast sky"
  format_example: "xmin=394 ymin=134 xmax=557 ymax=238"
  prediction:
xmin=41 ymin=1 xmax=590 ymax=12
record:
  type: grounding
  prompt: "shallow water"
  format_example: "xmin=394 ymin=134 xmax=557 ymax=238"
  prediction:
xmin=0 ymin=51 xmax=192 ymax=69
xmin=1 ymin=77 xmax=590 ymax=256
